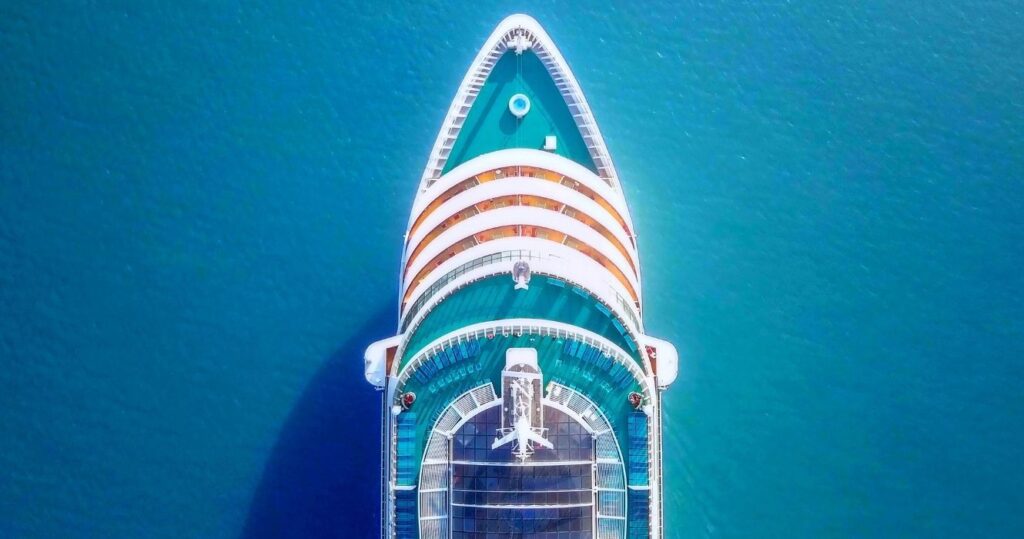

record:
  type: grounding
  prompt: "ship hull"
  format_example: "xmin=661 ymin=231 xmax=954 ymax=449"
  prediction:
xmin=366 ymin=15 xmax=678 ymax=539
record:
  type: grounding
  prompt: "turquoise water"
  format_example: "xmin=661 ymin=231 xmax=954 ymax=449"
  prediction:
xmin=1 ymin=2 xmax=1022 ymax=538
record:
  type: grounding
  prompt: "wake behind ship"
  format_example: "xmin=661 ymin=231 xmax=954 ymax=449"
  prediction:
xmin=365 ymin=14 xmax=678 ymax=539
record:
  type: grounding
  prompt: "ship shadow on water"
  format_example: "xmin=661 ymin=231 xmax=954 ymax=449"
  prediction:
xmin=241 ymin=305 xmax=394 ymax=539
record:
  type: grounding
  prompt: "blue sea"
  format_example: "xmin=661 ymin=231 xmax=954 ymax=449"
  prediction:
xmin=1 ymin=1 xmax=1022 ymax=537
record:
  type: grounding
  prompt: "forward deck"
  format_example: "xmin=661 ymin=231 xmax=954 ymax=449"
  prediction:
xmin=441 ymin=50 xmax=597 ymax=175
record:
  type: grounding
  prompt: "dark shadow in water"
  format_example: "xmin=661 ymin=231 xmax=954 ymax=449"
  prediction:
xmin=241 ymin=305 xmax=395 ymax=539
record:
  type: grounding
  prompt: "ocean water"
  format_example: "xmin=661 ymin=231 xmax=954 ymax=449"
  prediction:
xmin=1 ymin=1 xmax=1022 ymax=538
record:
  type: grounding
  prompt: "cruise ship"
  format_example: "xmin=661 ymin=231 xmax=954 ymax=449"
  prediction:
xmin=365 ymin=14 xmax=678 ymax=539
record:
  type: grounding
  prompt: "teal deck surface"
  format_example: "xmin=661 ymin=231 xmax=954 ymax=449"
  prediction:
xmin=442 ymin=51 xmax=597 ymax=173
xmin=400 ymin=274 xmax=640 ymax=369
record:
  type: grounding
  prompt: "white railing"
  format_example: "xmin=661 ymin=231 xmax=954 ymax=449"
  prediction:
xmin=420 ymin=18 xmax=621 ymax=191
xmin=396 ymin=258 xmax=646 ymax=380
xmin=397 ymin=320 xmax=652 ymax=402
xmin=649 ymin=389 xmax=665 ymax=539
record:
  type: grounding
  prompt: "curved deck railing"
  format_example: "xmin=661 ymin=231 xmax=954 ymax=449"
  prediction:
xmin=399 ymin=249 xmax=642 ymax=342
xmin=420 ymin=15 xmax=620 ymax=191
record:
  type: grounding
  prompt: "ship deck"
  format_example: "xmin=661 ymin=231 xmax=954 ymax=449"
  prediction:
xmin=400 ymin=273 xmax=641 ymax=371
xmin=397 ymin=331 xmax=646 ymax=489
xmin=442 ymin=50 xmax=598 ymax=174
xmin=381 ymin=14 xmax=667 ymax=537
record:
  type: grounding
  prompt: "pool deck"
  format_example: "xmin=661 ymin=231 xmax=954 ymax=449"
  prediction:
xmin=398 ymin=332 xmax=644 ymax=488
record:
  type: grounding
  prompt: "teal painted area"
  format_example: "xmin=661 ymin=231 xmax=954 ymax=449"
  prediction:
xmin=400 ymin=274 xmax=639 ymax=369
xmin=441 ymin=51 xmax=597 ymax=173
xmin=398 ymin=332 xmax=643 ymax=489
